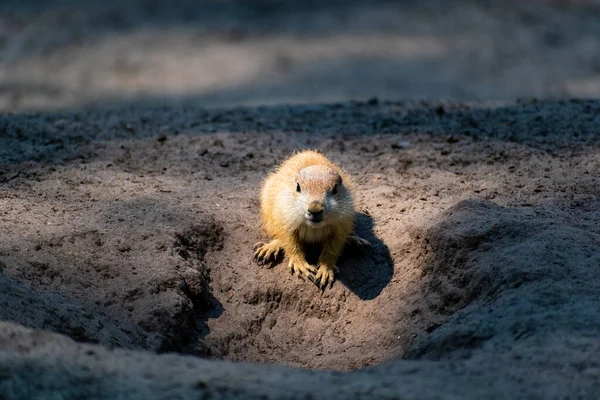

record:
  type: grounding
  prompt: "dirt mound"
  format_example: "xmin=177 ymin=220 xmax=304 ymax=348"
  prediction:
xmin=1 ymin=99 xmax=600 ymax=398
xmin=409 ymin=199 xmax=600 ymax=360
xmin=0 ymin=267 xmax=144 ymax=348
xmin=0 ymin=197 xmax=224 ymax=352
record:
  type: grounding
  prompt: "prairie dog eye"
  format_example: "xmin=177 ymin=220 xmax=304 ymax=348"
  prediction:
xmin=296 ymin=183 xmax=301 ymax=193
xmin=332 ymin=184 xmax=338 ymax=195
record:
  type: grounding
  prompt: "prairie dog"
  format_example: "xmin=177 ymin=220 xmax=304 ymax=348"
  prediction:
xmin=254 ymin=150 xmax=369 ymax=290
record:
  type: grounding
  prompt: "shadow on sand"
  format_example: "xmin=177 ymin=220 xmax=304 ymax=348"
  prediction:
xmin=337 ymin=212 xmax=393 ymax=300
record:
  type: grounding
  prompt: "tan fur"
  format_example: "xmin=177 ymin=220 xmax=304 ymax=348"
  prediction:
xmin=254 ymin=150 xmax=366 ymax=290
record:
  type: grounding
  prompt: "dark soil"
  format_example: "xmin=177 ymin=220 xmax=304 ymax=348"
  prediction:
xmin=1 ymin=98 xmax=600 ymax=374
xmin=1 ymin=1 xmax=600 ymax=398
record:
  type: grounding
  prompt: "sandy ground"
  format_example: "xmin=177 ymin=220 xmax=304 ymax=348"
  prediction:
xmin=1 ymin=99 xmax=600 ymax=398
xmin=1 ymin=0 xmax=600 ymax=399
xmin=2 ymin=0 xmax=600 ymax=111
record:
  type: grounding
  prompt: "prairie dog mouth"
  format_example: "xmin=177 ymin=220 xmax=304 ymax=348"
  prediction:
xmin=304 ymin=217 xmax=325 ymax=226
xmin=304 ymin=212 xmax=324 ymax=224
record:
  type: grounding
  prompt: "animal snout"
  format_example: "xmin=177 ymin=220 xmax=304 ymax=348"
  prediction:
xmin=306 ymin=201 xmax=324 ymax=222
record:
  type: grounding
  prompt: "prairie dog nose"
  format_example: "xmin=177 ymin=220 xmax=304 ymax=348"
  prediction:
xmin=306 ymin=201 xmax=324 ymax=222
xmin=308 ymin=201 xmax=324 ymax=215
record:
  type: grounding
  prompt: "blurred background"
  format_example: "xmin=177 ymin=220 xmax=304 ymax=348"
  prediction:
xmin=1 ymin=0 xmax=600 ymax=112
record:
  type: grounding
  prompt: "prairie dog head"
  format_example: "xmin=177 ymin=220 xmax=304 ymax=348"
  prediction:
xmin=294 ymin=165 xmax=352 ymax=227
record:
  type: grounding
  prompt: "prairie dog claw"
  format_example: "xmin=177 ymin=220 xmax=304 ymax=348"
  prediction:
xmin=289 ymin=259 xmax=317 ymax=279
xmin=254 ymin=240 xmax=283 ymax=268
xmin=314 ymin=265 xmax=338 ymax=291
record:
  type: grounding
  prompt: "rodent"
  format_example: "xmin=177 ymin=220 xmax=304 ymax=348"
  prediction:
xmin=254 ymin=150 xmax=369 ymax=290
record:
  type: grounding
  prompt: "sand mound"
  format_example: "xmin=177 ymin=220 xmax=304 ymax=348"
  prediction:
xmin=1 ymin=99 xmax=599 ymax=398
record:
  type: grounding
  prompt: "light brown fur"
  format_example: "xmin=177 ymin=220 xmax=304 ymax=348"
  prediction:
xmin=254 ymin=150 xmax=369 ymax=290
